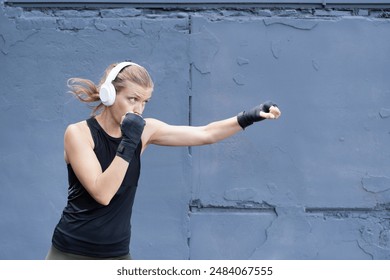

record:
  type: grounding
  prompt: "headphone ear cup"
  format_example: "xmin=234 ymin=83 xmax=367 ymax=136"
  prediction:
xmin=99 ymin=83 xmax=116 ymax=106
xmin=99 ymin=61 xmax=132 ymax=106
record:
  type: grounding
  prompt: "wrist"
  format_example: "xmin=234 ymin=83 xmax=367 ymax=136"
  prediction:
xmin=237 ymin=101 xmax=277 ymax=129
xmin=237 ymin=107 xmax=263 ymax=129
xmin=116 ymin=138 xmax=140 ymax=163
xmin=117 ymin=113 xmax=145 ymax=162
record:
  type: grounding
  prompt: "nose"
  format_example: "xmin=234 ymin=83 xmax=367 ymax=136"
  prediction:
xmin=133 ymin=101 xmax=145 ymax=115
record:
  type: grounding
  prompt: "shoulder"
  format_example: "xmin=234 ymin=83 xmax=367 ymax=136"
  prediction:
xmin=65 ymin=120 xmax=88 ymax=137
xmin=64 ymin=120 xmax=94 ymax=148
xmin=144 ymin=117 xmax=166 ymax=128
xmin=141 ymin=118 xmax=169 ymax=149
xmin=143 ymin=118 xmax=169 ymax=135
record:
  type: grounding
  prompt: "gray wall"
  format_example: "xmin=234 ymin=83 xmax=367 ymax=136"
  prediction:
xmin=1 ymin=1 xmax=390 ymax=259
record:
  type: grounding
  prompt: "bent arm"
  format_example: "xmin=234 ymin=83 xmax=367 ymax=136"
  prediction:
xmin=64 ymin=124 xmax=129 ymax=206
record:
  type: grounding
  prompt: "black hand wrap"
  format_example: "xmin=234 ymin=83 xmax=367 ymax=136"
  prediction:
xmin=237 ymin=101 xmax=277 ymax=129
xmin=116 ymin=113 xmax=146 ymax=163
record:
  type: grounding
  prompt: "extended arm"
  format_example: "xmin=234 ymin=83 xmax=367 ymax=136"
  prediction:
xmin=145 ymin=116 xmax=241 ymax=147
xmin=143 ymin=102 xmax=281 ymax=148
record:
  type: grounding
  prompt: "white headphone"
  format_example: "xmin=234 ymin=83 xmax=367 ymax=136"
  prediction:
xmin=99 ymin=61 xmax=138 ymax=106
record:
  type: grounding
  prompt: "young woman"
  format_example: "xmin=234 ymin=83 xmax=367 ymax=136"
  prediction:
xmin=46 ymin=61 xmax=281 ymax=260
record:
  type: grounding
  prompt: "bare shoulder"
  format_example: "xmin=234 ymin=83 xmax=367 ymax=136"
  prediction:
xmin=144 ymin=117 xmax=166 ymax=128
xmin=141 ymin=118 xmax=168 ymax=149
xmin=144 ymin=118 xmax=170 ymax=134
xmin=65 ymin=120 xmax=94 ymax=149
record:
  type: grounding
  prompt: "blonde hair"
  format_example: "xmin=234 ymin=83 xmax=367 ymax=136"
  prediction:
xmin=67 ymin=62 xmax=154 ymax=115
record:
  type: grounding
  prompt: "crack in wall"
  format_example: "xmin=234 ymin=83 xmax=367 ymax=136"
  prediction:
xmin=188 ymin=199 xmax=277 ymax=213
xmin=189 ymin=201 xmax=390 ymax=214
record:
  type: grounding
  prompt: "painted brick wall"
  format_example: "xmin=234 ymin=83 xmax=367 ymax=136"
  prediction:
xmin=1 ymin=1 xmax=389 ymax=259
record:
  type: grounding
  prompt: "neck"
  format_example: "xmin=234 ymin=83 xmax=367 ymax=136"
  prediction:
xmin=95 ymin=109 xmax=122 ymax=138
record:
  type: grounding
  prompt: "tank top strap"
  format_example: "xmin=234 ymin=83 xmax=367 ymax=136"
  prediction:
xmin=86 ymin=117 xmax=100 ymax=147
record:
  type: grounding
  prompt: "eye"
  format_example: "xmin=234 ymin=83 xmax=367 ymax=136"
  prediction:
xmin=128 ymin=97 xmax=137 ymax=103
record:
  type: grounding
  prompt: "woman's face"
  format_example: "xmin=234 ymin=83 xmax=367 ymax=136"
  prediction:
xmin=113 ymin=83 xmax=152 ymax=119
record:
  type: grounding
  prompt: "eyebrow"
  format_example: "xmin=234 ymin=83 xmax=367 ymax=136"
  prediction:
xmin=128 ymin=92 xmax=151 ymax=101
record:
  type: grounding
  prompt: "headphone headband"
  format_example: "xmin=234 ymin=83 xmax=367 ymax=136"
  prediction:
xmin=104 ymin=62 xmax=132 ymax=84
xmin=99 ymin=61 xmax=140 ymax=106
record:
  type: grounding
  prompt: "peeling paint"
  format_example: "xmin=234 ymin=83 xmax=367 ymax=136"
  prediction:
xmin=53 ymin=9 xmax=99 ymax=18
xmin=263 ymin=18 xmax=319 ymax=30
xmin=379 ymin=108 xmax=390 ymax=118
xmin=94 ymin=21 xmax=107 ymax=31
xmin=110 ymin=20 xmax=137 ymax=35
xmin=312 ymin=59 xmax=320 ymax=71
xmin=0 ymin=8 xmax=39 ymax=54
xmin=359 ymin=218 xmax=390 ymax=259
xmin=271 ymin=40 xmax=282 ymax=59
xmin=0 ymin=34 xmax=5 ymax=53
xmin=57 ymin=18 xmax=91 ymax=31
xmin=190 ymin=26 xmax=220 ymax=74
xmin=315 ymin=10 xmax=352 ymax=17
xmin=271 ymin=38 xmax=293 ymax=59
xmin=0 ymin=29 xmax=38 ymax=55
xmin=249 ymin=207 xmax=314 ymax=259
xmin=100 ymin=8 xmax=142 ymax=18
xmin=362 ymin=176 xmax=390 ymax=193
xmin=141 ymin=19 xmax=165 ymax=35
xmin=3 ymin=5 xmax=22 ymax=18
xmin=232 ymin=73 xmax=246 ymax=86
xmin=236 ymin=56 xmax=249 ymax=66
xmin=16 ymin=17 xmax=57 ymax=30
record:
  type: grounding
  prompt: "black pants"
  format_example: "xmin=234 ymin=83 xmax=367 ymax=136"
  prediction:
xmin=45 ymin=245 xmax=132 ymax=260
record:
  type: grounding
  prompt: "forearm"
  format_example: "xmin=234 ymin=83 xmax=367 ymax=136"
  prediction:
xmin=92 ymin=113 xmax=145 ymax=205
xmin=92 ymin=157 xmax=129 ymax=206
xmin=202 ymin=116 xmax=242 ymax=144
xmin=202 ymin=101 xmax=281 ymax=143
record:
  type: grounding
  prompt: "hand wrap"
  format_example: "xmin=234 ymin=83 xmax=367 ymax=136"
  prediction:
xmin=237 ymin=101 xmax=277 ymax=129
xmin=116 ymin=113 xmax=145 ymax=163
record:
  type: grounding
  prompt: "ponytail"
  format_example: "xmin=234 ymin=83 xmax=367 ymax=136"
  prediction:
xmin=67 ymin=78 xmax=104 ymax=116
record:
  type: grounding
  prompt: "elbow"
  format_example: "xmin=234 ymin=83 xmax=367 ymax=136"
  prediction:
xmin=91 ymin=176 xmax=117 ymax=206
xmin=97 ymin=199 xmax=111 ymax=207
xmin=203 ymin=135 xmax=217 ymax=145
xmin=93 ymin=193 xmax=113 ymax=206
xmin=201 ymin=127 xmax=218 ymax=145
xmin=198 ymin=128 xmax=216 ymax=145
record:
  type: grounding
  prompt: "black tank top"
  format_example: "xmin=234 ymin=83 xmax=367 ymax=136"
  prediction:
xmin=52 ymin=117 xmax=142 ymax=258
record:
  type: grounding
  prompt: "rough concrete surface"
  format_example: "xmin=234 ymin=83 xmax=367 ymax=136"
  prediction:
xmin=0 ymin=1 xmax=389 ymax=259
